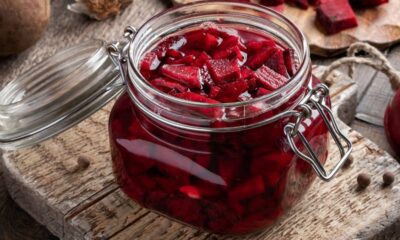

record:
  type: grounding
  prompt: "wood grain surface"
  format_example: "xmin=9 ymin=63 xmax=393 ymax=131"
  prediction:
xmin=0 ymin=0 xmax=399 ymax=239
xmin=172 ymin=0 xmax=400 ymax=57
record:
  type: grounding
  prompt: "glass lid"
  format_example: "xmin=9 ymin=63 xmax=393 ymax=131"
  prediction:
xmin=0 ymin=40 xmax=124 ymax=150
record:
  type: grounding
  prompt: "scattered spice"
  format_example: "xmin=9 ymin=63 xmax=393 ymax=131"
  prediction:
xmin=383 ymin=172 xmax=395 ymax=186
xmin=357 ymin=173 xmax=371 ymax=189
xmin=342 ymin=154 xmax=353 ymax=168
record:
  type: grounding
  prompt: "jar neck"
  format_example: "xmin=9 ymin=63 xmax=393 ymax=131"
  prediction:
xmin=125 ymin=1 xmax=312 ymax=133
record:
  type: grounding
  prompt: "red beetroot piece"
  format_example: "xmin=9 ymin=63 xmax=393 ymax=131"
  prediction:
xmin=206 ymin=58 xmax=241 ymax=84
xmin=161 ymin=64 xmax=201 ymax=88
xmin=283 ymin=48 xmax=298 ymax=77
xmin=350 ymin=0 xmax=389 ymax=8
xmin=260 ymin=0 xmax=285 ymax=6
xmin=228 ymin=175 xmax=266 ymax=200
xmin=286 ymin=0 xmax=309 ymax=9
xmin=265 ymin=48 xmax=289 ymax=77
xmin=316 ymin=0 xmax=358 ymax=35
xmin=151 ymin=78 xmax=188 ymax=93
xmin=246 ymin=47 xmax=275 ymax=70
xmin=216 ymin=80 xmax=249 ymax=102
xmin=254 ymin=65 xmax=289 ymax=90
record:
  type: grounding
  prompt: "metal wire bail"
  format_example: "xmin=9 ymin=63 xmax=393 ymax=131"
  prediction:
xmin=106 ymin=25 xmax=137 ymax=89
xmin=284 ymin=84 xmax=353 ymax=181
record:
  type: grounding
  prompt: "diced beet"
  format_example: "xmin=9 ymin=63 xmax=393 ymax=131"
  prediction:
xmin=241 ymin=66 xmax=254 ymax=80
xmin=217 ymin=36 xmax=246 ymax=51
xmin=213 ymin=46 xmax=243 ymax=61
xmin=265 ymin=48 xmax=289 ymax=77
xmin=228 ymin=175 xmax=265 ymax=200
xmin=246 ymin=48 xmax=274 ymax=70
xmin=179 ymin=185 xmax=202 ymax=199
xmin=349 ymin=0 xmax=388 ymax=8
xmin=206 ymin=59 xmax=241 ymax=84
xmin=166 ymin=49 xmax=184 ymax=59
xmin=203 ymin=33 xmax=220 ymax=52
xmin=246 ymin=40 xmax=276 ymax=53
xmin=254 ymin=65 xmax=289 ymax=90
xmin=256 ymin=87 xmax=272 ymax=97
xmin=185 ymin=31 xmax=219 ymax=52
xmin=283 ymin=48 xmax=298 ymax=77
xmin=260 ymin=0 xmax=284 ymax=6
xmin=151 ymin=78 xmax=188 ymax=93
xmin=209 ymin=86 xmax=221 ymax=99
xmin=286 ymin=0 xmax=309 ymax=9
xmin=146 ymin=190 xmax=168 ymax=209
xmin=167 ymin=198 xmax=205 ymax=226
xmin=316 ymin=0 xmax=358 ymax=35
xmin=250 ymin=152 xmax=294 ymax=178
xmin=193 ymin=52 xmax=211 ymax=67
xmin=246 ymin=77 xmax=257 ymax=92
xmin=212 ymin=36 xmax=246 ymax=60
xmin=169 ymin=55 xmax=197 ymax=65
xmin=216 ymin=80 xmax=249 ymax=102
xmin=308 ymin=0 xmax=320 ymax=5
xmin=140 ymin=52 xmax=160 ymax=71
xmin=161 ymin=64 xmax=201 ymax=88
xmin=154 ymin=176 xmax=180 ymax=193
xmin=174 ymin=92 xmax=219 ymax=104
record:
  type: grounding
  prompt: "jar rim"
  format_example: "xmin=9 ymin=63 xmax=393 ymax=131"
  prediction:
xmin=127 ymin=0 xmax=311 ymax=109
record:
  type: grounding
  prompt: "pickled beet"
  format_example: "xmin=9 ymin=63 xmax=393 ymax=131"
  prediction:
xmin=111 ymin=24 xmax=330 ymax=234
xmin=140 ymin=23 xmax=297 ymax=103
xmin=316 ymin=0 xmax=358 ymax=35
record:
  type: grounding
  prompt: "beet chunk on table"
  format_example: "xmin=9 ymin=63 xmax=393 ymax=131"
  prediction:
xmin=349 ymin=0 xmax=389 ymax=8
xmin=316 ymin=0 xmax=358 ymax=35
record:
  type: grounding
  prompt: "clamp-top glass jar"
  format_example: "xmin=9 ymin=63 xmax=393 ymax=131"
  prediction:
xmin=0 ymin=1 xmax=352 ymax=236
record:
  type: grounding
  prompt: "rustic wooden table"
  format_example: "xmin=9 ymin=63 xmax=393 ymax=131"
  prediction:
xmin=0 ymin=1 xmax=398 ymax=239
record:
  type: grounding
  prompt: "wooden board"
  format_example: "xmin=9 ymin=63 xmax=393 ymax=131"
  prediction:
xmin=172 ymin=0 xmax=400 ymax=57
xmin=1 ymin=66 xmax=400 ymax=240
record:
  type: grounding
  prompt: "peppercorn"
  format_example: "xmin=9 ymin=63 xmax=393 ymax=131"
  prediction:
xmin=342 ymin=154 xmax=353 ymax=168
xmin=383 ymin=172 xmax=395 ymax=186
xmin=357 ymin=173 xmax=371 ymax=189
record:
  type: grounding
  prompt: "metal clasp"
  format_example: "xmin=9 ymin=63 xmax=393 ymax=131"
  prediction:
xmin=106 ymin=26 xmax=137 ymax=88
xmin=284 ymin=84 xmax=353 ymax=181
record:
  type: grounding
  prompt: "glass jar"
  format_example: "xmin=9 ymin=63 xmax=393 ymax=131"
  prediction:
xmin=0 ymin=1 xmax=352 ymax=236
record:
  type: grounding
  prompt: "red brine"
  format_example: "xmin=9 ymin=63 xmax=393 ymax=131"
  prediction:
xmin=110 ymin=23 xmax=329 ymax=234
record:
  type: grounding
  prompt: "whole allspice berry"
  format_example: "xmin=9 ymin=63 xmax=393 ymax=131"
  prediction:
xmin=357 ymin=173 xmax=371 ymax=189
xmin=342 ymin=154 xmax=354 ymax=169
xmin=383 ymin=172 xmax=395 ymax=186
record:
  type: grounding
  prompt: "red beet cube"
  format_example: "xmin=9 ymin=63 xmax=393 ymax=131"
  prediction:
xmin=283 ymin=48 xmax=298 ymax=77
xmin=216 ymin=80 xmax=249 ymax=102
xmin=350 ymin=0 xmax=389 ymax=8
xmin=265 ymin=48 xmax=289 ymax=77
xmin=151 ymin=78 xmax=188 ymax=93
xmin=260 ymin=0 xmax=285 ymax=6
xmin=246 ymin=40 xmax=276 ymax=53
xmin=316 ymin=0 xmax=358 ymax=35
xmin=254 ymin=65 xmax=289 ymax=90
xmin=206 ymin=59 xmax=241 ymax=84
xmin=161 ymin=64 xmax=201 ymax=88
xmin=286 ymin=0 xmax=309 ymax=9
xmin=185 ymin=31 xmax=219 ymax=52
xmin=167 ymin=198 xmax=205 ymax=226
xmin=193 ymin=52 xmax=211 ymax=67
xmin=140 ymin=52 xmax=160 ymax=72
xmin=256 ymin=87 xmax=272 ymax=97
xmin=246 ymin=48 xmax=275 ymax=70
xmin=174 ymin=92 xmax=219 ymax=104
xmin=228 ymin=175 xmax=266 ymax=200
